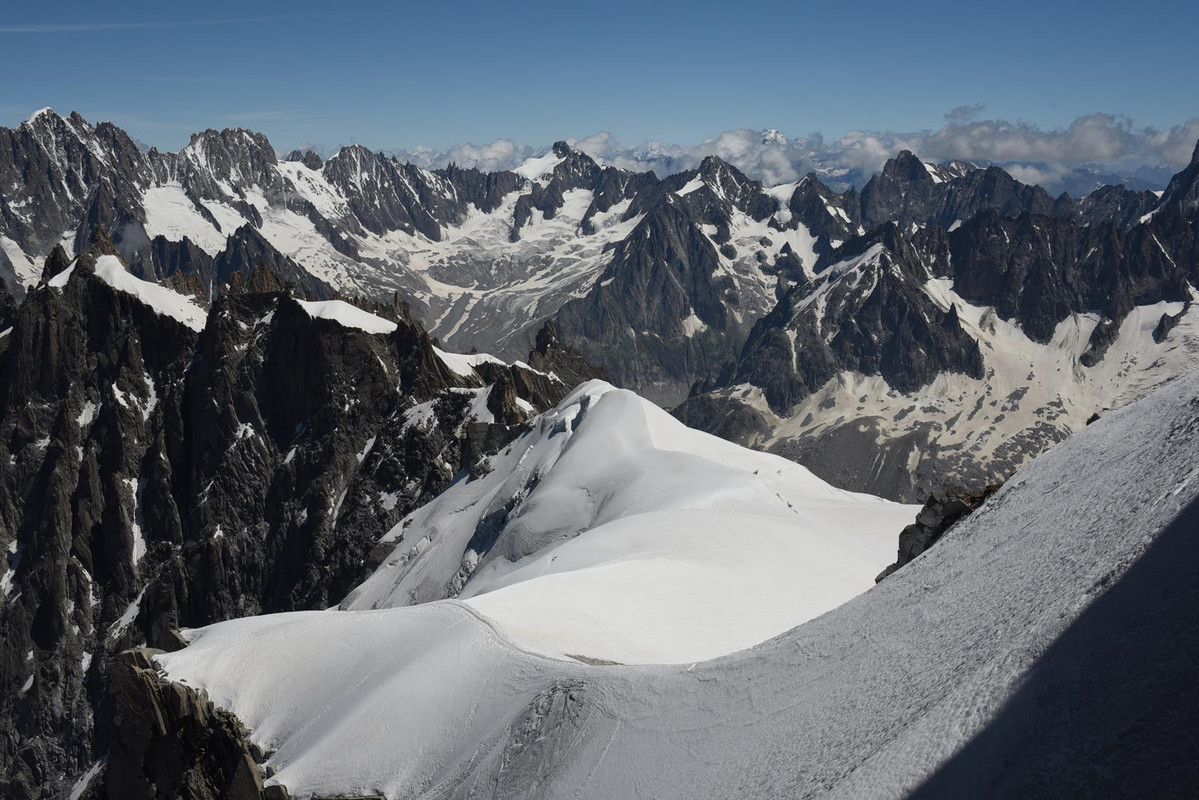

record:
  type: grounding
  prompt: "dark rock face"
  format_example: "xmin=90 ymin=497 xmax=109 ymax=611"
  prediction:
xmin=0 ymin=234 xmax=598 ymax=799
xmin=0 ymin=111 xmax=152 ymax=290
xmin=859 ymin=152 xmax=1055 ymax=232
xmin=1154 ymin=305 xmax=1189 ymax=342
xmin=876 ymin=484 xmax=1001 ymax=581
xmin=95 ymin=649 xmax=266 ymax=800
xmin=785 ymin=174 xmax=861 ymax=254
xmin=552 ymin=154 xmax=803 ymax=405
xmin=176 ymin=129 xmax=284 ymax=204
xmin=678 ymin=224 xmax=986 ymax=418
xmin=439 ymin=163 xmax=523 ymax=215
xmin=132 ymin=226 xmax=337 ymax=303
xmin=212 ymin=226 xmax=333 ymax=300
xmin=137 ymin=236 xmax=214 ymax=285
xmin=525 ymin=320 xmax=609 ymax=390
xmin=321 ymin=145 xmax=446 ymax=240
xmin=668 ymin=392 xmax=770 ymax=446
xmin=854 ymin=150 xmax=1160 ymax=233
xmin=555 ymin=200 xmax=738 ymax=405
xmin=511 ymin=142 xmax=603 ymax=239
xmin=1156 ymin=139 xmax=1199 ymax=214
xmin=283 ymin=149 xmax=323 ymax=171
xmin=945 ymin=210 xmax=1192 ymax=343
xmin=0 ymin=280 xmax=16 ymax=330
xmin=317 ymin=147 xmax=524 ymax=245
xmin=504 ymin=142 xmax=660 ymax=250
xmin=1074 ymin=184 xmax=1160 ymax=227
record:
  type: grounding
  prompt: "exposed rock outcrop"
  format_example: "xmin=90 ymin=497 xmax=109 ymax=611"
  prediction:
xmin=876 ymin=484 xmax=1001 ymax=581
xmin=96 ymin=648 xmax=266 ymax=800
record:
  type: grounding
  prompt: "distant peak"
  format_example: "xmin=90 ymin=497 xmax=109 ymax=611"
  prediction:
xmin=284 ymin=148 xmax=324 ymax=170
xmin=881 ymin=149 xmax=933 ymax=182
xmin=761 ymin=128 xmax=788 ymax=145
xmin=188 ymin=128 xmax=217 ymax=143
xmin=188 ymin=127 xmax=266 ymax=146
xmin=23 ymin=107 xmax=59 ymax=126
xmin=335 ymin=142 xmax=374 ymax=157
xmin=551 ymin=140 xmax=573 ymax=158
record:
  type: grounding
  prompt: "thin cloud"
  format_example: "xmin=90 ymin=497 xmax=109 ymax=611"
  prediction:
xmin=0 ymin=13 xmax=382 ymax=34
xmin=141 ymin=76 xmax=280 ymax=86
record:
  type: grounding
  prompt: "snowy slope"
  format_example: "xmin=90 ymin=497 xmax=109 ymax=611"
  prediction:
xmin=91 ymin=255 xmax=208 ymax=331
xmin=158 ymin=368 xmax=1199 ymax=800
xmin=294 ymin=299 xmax=398 ymax=334
xmin=45 ymin=254 xmax=208 ymax=330
xmin=343 ymin=380 xmax=913 ymax=663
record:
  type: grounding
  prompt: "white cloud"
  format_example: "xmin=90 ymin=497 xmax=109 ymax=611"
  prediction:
xmin=378 ymin=112 xmax=1199 ymax=192
xmin=390 ymin=138 xmax=531 ymax=172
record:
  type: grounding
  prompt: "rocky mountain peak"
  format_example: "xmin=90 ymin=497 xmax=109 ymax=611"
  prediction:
xmin=38 ymin=244 xmax=72 ymax=284
xmin=880 ymin=150 xmax=934 ymax=184
xmin=330 ymin=142 xmax=374 ymax=162
xmin=19 ymin=107 xmax=67 ymax=135
xmin=16 ymin=107 xmax=104 ymax=157
xmin=533 ymin=318 xmax=561 ymax=352
xmin=761 ymin=128 xmax=788 ymax=145
xmin=22 ymin=106 xmax=58 ymax=124
xmin=284 ymin=148 xmax=323 ymax=170
xmin=88 ymin=224 xmax=124 ymax=258
xmin=185 ymin=127 xmax=278 ymax=167
xmin=689 ymin=156 xmax=769 ymax=214
xmin=545 ymin=141 xmax=602 ymax=184
xmin=1156 ymin=137 xmax=1199 ymax=213
xmin=946 ymin=159 xmax=978 ymax=177
xmin=697 ymin=154 xmax=731 ymax=177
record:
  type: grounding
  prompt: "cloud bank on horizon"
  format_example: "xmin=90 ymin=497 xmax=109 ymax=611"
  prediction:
xmin=374 ymin=109 xmax=1199 ymax=192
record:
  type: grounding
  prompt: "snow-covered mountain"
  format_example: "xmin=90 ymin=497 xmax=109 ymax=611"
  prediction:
xmin=152 ymin=359 xmax=1199 ymax=799
xmin=3 ymin=111 xmax=1192 ymax=414
xmin=678 ymin=144 xmax=1199 ymax=499
xmin=3 ymin=110 xmax=1198 ymax=489
xmin=1 ymin=111 xmax=1197 ymax=799
xmin=342 ymin=380 xmax=915 ymax=664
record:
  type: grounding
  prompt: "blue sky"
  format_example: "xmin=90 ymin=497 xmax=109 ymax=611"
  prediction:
xmin=1 ymin=0 xmax=1196 ymax=155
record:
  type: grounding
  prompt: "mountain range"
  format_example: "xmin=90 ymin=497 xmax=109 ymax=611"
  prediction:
xmin=3 ymin=110 xmax=1198 ymax=500
xmin=0 ymin=108 xmax=1198 ymax=799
